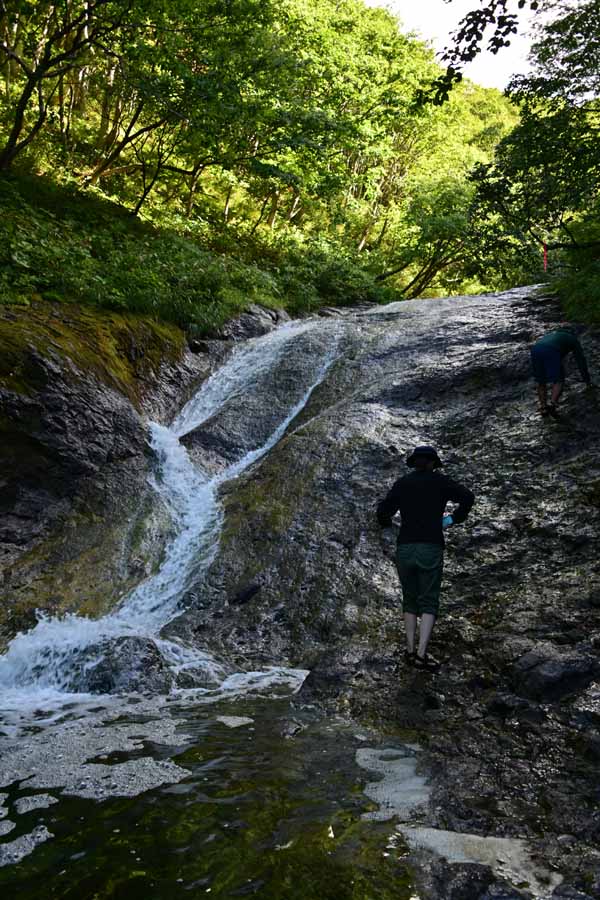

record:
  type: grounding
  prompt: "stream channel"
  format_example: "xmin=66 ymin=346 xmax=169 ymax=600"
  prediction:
xmin=0 ymin=314 xmax=424 ymax=899
xmin=0 ymin=291 xmax=577 ymax=898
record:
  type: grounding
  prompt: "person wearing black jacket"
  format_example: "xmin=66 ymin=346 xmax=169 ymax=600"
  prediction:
xmin=377 ymin=445 xmax=474 ymax=672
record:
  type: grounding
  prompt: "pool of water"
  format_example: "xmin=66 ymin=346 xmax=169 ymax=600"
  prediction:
xmin=0 ymin=695 xmax=418 ymax=899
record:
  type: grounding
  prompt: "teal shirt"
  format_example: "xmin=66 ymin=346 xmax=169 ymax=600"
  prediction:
xmin=535 ymin=330 xmax=591 ymax=382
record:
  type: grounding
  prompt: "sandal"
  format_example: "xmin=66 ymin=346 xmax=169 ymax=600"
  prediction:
xmin=413 ymin=653 xmax=441 ymax=673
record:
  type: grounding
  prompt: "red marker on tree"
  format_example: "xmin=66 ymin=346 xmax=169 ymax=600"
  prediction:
xmin=543 ymin=242 xmax=548 ymax=272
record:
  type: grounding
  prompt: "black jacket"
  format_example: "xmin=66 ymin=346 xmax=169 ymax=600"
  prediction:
xmin=377 ymin=470 xmax=474 ymax=545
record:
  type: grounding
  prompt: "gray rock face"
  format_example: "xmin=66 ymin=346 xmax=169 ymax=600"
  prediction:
xmin=181 ymin=324 xmax=338 ymax=474
xmin=1 ymin=349 xmax=146 ymax=536
xmin=3 ymin=290 xmax=600 ymax=896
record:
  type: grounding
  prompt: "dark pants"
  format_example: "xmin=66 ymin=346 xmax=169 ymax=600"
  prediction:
xmin=530 ymin=344 xmax=565 ymax=385
xmin=395 ymin=542 xmax=443 ymax=616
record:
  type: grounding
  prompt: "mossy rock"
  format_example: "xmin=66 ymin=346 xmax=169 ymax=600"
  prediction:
xmin=0 ymin=298 xmax=185 ymax=408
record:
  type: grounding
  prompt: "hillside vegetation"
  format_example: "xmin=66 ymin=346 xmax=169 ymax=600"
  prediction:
xmin=1 ymin=0 xmax=597 ymax=329
xmin=0 ymin=0 xmax=532 ymax=333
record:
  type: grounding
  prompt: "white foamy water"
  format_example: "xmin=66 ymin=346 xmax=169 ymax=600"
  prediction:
xmin=0 ymin=321 xmax=339 ymax=714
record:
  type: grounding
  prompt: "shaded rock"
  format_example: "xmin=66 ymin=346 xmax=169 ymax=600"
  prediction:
xmin=231 ymin=583 xmax=262 ymax=606
xmin=66 ymin=636 xmax=174 ymax=694
xmin=317 ymin=307 xmax=345 ymax=318
xmin=480 ymin=886 xmax=530 ymax=899
xmin=431 ymin=861 xmax=494 ymax=900
xmin=299 ymin=666 xmax=352 ymax=700
xmin=485 ymin=692 xmax=546 ymax=723
xmin=578 ymin=732 xmax=600 ymax=762
xmin=512 ymin=649 xmax=598 ymax=701
xmin=281 ymin=719 xmax=305 ymax=739
xmin=552 ymin=889 xmax=596 ymax=899
xmin=188 ymin=338 xmax=212 ymax=354
xmin=214 ymin=304 xmax=290 ymax=340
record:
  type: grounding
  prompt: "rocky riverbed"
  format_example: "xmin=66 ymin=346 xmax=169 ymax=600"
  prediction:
xmin=166 ymin=287 xmax=600 ymax=898
xmin=1 ymin=288 xmax=600 ymax=898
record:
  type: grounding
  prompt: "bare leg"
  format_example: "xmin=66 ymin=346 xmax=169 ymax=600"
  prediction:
xmin=404 ymin=613 xmax=417 ymax=653
xmin=551 ymin=381 xmax=564 ymax=405
xmin=417 ymin=613 xmax=436 ymax=658
xmin=537 ymin=384 xmax=548 ymax=410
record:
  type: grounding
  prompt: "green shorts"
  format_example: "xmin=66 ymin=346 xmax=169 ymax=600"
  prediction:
xmin=395 ymin=542 xmax=443 ymax=617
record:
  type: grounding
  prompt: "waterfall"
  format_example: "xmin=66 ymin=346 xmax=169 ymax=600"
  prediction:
xmin=0 ymin=320 xmax=340 ymax=712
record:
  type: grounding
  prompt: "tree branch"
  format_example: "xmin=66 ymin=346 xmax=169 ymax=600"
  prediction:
xmin=0 ymin=42 xmax=33 ymax=77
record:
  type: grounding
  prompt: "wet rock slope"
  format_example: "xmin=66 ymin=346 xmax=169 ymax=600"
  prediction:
xmin=0 ymin=300 xmax=207 ymax=644
xmin=167 ymin=286 xmax=600 ymax=896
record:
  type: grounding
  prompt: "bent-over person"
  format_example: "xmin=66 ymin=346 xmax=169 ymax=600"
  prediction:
xmin=530 ymin=327 xmax=593 ymax=418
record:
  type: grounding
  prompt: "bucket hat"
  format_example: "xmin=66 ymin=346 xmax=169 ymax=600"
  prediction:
xmin=406 ymin=445 xmax=443 ymax=468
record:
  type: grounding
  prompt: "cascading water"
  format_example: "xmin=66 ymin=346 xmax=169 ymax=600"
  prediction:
xmin=0 ymin=320 xmax=340 ymax=714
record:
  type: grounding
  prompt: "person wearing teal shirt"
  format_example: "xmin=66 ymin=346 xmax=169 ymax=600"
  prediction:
xmin=530 ymin=328 xmax=593 ymax=417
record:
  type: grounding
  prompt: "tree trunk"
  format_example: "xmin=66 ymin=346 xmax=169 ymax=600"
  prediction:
xmin=132 ymin=165 xmax=162 ymax=217
xmin=288 ymin=193 xmax=301 ymax=222
xmin=372 ymin=216 xmax=389 ymax=250
xmin=223 ymin=185 xmax=233 ymax=223
xmin=98 ymin=67 xmax=116 ymax=148
xmin=86 ymin=101 xmax=146 ymax=184
xmin=58 ymin=73 xmax=67 ymax=148
xmin=250 ymin=193 xmax=271 ymax=235
xmin=0 ymin=74 xmax=44 ymax=170
xmin=185 ymin=165 xmax=204 ymax=217
xmin=401 ymin=250 xmax=455 ymax=298
xmin=266 ymin=189 xmax=280 ymax=229
xmin=357 ymin=225 xmax=370 ymax=253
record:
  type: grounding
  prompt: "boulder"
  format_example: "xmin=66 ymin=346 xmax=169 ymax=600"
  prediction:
xmin=485 ymin=692 xmax=546 ymax=722
xmin=215 ymin=304 xmax=290 ymax=341
xmin=512 ymin=649 xmax=598 ymax=701
xmin=66 ymin=636 xmax=174 ymax=694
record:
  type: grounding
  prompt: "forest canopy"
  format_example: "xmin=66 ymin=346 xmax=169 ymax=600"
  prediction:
xmin=1 ymin=0 xmax=595 ymax=330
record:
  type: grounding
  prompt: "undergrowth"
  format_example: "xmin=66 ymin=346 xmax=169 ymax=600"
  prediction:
xmin=0 ymin=174 xmax=396 ymax=335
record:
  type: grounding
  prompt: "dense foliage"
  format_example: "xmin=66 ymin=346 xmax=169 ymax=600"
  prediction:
xmin=0 ymin=0 xmax=534 ymax=330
